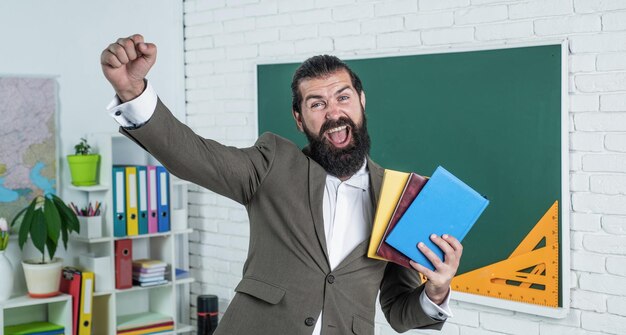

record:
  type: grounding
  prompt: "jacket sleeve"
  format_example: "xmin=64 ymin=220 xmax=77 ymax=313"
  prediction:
xmin=119 ymin=98 xmax=275 ymax=206
xmin=379 ymin=262 xmax=445 ymax=332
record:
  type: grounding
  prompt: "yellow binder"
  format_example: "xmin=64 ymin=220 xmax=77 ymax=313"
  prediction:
xmin=367 ymin=169 xmax=410 ymax=260
xmin=78 ymin=271 xmax=94 ymax=335
xmin=125 ymin=166 xmax=139 ymax=236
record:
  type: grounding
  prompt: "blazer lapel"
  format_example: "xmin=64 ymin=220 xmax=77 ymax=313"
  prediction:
xmin=334 ymin=157 xmax=385 ymax=271
xmin=308 ymin=158 xmax=331 ymax=273
xmin=367 ymin=158 xmax=384 ymax=209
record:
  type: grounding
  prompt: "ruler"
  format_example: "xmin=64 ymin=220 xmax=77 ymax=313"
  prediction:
xmin=451 ymin=201 xmax=559 ymax=307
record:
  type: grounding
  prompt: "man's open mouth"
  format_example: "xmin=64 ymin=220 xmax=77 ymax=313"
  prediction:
xmin=324 ymin=125 xmax=352 ymax=148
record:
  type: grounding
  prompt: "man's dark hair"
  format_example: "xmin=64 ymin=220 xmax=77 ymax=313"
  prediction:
xmin=291 ymin=55 xmax=363 ymax=114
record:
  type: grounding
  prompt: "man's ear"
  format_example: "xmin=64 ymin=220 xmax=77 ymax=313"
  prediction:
xmin=292 ymin=110 xmax=304 ymax=132
xmin=360 ymin=91 xmax=366 ymax=110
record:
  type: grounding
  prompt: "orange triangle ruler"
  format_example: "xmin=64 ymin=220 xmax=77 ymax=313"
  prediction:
xmin=451 ymin=200 xmax=559 ymax=307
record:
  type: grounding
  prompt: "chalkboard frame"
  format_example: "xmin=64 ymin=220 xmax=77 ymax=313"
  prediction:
xmin=254 ymin=40 xmax=570 ymax=318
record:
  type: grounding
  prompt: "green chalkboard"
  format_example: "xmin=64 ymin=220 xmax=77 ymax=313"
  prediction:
xmin=258 ymin=45 xmax=563 ymax=306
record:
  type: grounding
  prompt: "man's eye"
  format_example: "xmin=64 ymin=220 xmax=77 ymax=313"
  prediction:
xmin=311 ymin=102 xmax=324 ymax=109
xmin=338 ymin=96 xmax=349 ymax=101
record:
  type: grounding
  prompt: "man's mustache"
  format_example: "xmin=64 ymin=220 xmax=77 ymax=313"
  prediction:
xmin=318 ymin=117 xmax=356 ymax=138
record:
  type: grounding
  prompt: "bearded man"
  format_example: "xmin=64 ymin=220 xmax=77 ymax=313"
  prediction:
xmin=101 ymin=34 xmax=463 ymax=335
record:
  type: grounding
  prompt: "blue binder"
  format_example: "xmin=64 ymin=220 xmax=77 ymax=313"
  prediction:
xmin=112 ymin=166 xmax=127 ymax=237
xmin=385 ymin=166 xmax=489 ymax=271
xmin=136 ymin=166 xmax=149 ymax=235
xmin=156 ymin=166 xmax=170 ymax=232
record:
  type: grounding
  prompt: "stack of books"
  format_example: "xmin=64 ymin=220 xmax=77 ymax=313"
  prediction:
xmin=117 ymin=311 xmax=174 ymax=335
xmin=132 ymin=259 xmax=168 ymax=287
xmin=4 ymin=321 xmax=64 ymax=335
xmin=368 ymin=166 xmax=489 ymax=270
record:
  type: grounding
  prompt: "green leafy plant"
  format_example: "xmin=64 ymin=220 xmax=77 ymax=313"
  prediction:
xmin=74 ymin=137 xmax=92 ymax=155
xmin=10 ymin=194 xmax=80 ymax=264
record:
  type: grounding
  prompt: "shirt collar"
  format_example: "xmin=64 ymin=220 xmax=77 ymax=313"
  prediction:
xmin=327 ymin=159 xmax=369 ymax=191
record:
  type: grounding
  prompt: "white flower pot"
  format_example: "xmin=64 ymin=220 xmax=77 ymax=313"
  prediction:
xmin=0 ymin=251 xmax=13 ymax=301
xmin=22 ymin=257 xmax=63 ymax=298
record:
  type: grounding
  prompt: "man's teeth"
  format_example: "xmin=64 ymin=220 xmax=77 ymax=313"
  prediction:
xmin=327 ymin=125 xmax=347 ymax=134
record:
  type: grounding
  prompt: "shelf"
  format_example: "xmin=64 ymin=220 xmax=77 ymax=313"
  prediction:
xmin=68 ymin=184 xmax=110 ymax=192
xmin=172 ymin=228 xmax=193 ymax=235
xmin=114 ymin=231 xmax=168 ymax=240
xmin=66 ymin=228 xmax=193 ymax=243
xmin=113 ymin=229 xmax=193 ymax=240
xmin=1 ymin=131 xmax=193 ymax=335
xmin=175 ymin=278 xmax=195 ymax=285
xmin=0 ymin=293 xmax=71 ymax=309
xmin=70 ymin=235 xmax=111 ymax=243
xmin=176 ymin=324 xmax=195 ymax=333
xmin=94 ymin=290 xmax=114 ymax=297
xmin=115 ymin=282 xmax=172 ymax=294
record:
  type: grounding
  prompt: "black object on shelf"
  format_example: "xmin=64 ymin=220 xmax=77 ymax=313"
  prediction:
xmin=197 ymin=295 xmax=218 ymax=335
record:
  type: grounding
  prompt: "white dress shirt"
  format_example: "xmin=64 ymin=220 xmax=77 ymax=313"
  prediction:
xmin=107 ymin=82 xmax=453 ymax=335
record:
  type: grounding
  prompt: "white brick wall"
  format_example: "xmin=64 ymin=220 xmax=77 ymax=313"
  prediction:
xmin=180 ymin=0 xmax=626 ymax=333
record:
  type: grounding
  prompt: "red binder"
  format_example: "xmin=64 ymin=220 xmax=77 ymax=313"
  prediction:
xmin=115 ymin=239 xmax=133 ymax=289
xmin=60 ymin=267 xmax=82 ymax=335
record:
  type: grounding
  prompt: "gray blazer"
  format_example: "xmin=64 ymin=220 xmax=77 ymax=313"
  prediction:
xmin=121 ymin=100 xmax=445 ymax=334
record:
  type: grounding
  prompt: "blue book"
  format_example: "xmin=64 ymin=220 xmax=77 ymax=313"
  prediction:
xmin=385 ymin=166 xmax=489 ymax=271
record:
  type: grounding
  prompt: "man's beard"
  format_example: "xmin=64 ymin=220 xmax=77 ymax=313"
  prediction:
xmin=303 ymin=113 xmax=371 ymax=179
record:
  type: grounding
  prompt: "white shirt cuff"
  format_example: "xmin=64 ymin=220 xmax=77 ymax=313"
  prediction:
xmin=106 ymin=80 xmax=158 ymax=128
xmin=419 ymin=287 xmax=453 ymax=321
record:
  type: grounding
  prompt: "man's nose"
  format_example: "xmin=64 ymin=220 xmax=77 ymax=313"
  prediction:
xmin=325 ymin=101 xmax=343 ymax=120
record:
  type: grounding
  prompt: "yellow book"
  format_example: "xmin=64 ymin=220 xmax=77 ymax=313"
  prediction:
xmin=78 ymin=271 xmax=94 ymax=335
xmin=117 ymin=324 xmax=174 ymax=335
xmin=367 ymin=169 xmax=410 ymax=260
xmin=125 ymin=166 xmax=139 ymax=236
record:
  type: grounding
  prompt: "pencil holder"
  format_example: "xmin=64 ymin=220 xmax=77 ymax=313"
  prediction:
xmin=78 ymin=215 xmax=103 ymax=239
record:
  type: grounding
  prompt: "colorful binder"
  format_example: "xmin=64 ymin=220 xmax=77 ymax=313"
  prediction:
xmin=78 ymin=271 xmax=94 ymax=335
xmin=156 ymin=166 xmax=170 ymax=232
xmin=115 ymin=239 xmax=133 ymax=289
xmin=116 ymin=311 xmax=173 ymax=332
xmin=377 ymin=173 xmax=428 ymax=269
xmin=59 ymin=267 xmax=82 ymax=335
xmin=125 ymin=166 xmax=139 ymax=236
xmin=367 ymin=170 xmax=410 ymax=261
xmin=117 ymin=324 xmax=174 ymax=335
xmin=146 ymin=165 xmax=158 ymax=234
xmin=385 ymin=166 xmax=489 ymax=271
xmin=136 ymin=166 xmax=149 ymax=235
xmin=112 ymin=166 xmax=127 ymax=237
xmin=4 ymin=321 xmax=64 ymax=335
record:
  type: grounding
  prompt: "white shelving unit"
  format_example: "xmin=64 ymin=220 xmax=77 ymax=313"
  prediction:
xmin=1 ymin=132 xmax=194 ymax=335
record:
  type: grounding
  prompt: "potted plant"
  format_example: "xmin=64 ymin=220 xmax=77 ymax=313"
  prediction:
xmin=67 ymin=137 xmax=100 ymax=186
xmin=10 ymin=194 xmax=80 ymax=297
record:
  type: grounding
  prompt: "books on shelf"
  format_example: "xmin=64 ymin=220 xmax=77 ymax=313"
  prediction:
xmin=4 ymin=321 xmax=64 ymax=335
xmin=175 ymin=268 xmax=189 ymax=280
xmin=132 ymin=259 xmax=168 ymax=287
xmin=59 ymin=267 xmax=95 ymax=335
xmin=0 ymin=133 xmax=194 ymax=335
xmin=369 ymin=166 xmax=489 ymax=271
xmin=132 ymin=259 xmax=167 ymax=270
xmin=113 ymin=165 xmax=171 ymax=238
xmin=116 ymin=312 xmax=174 ymax=335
